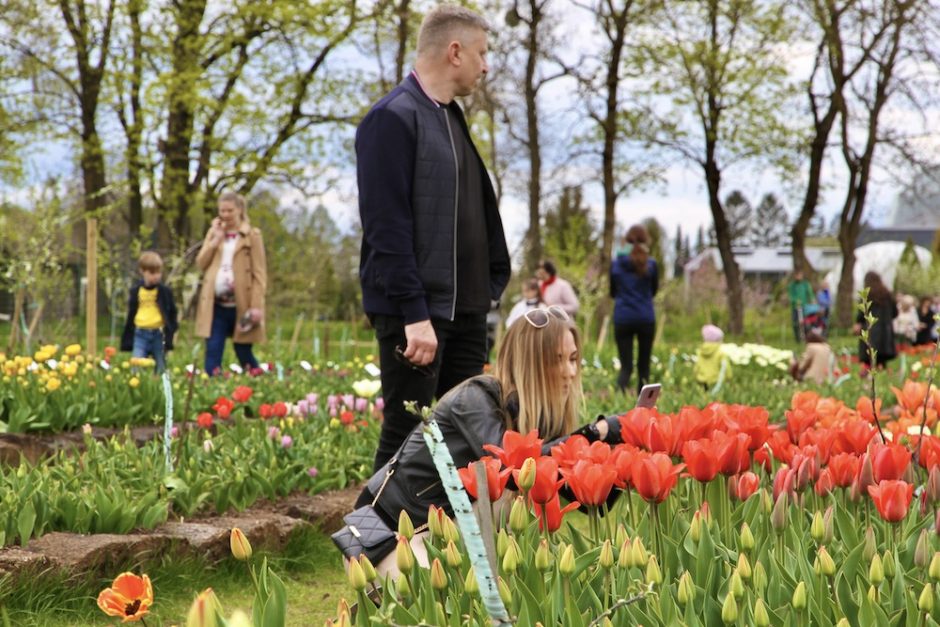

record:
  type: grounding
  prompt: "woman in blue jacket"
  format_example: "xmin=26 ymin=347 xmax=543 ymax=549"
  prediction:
xmin=610 ymin=224 xmax=658 ymax=394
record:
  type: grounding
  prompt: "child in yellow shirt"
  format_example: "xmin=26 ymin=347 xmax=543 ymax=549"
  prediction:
xmin=120 ymin=252 xmax=178 ymax=373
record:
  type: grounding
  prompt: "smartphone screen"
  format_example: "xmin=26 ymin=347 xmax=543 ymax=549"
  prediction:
xmin=636 ymin=383 xmax=662 ymax=408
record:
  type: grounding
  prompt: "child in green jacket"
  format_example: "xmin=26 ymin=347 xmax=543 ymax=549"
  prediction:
xmin=694 ymin=324 xmax=732 ymax=389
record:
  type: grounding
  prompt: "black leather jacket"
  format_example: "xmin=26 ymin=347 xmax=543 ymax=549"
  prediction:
xmin=364 ymin=375 xmax=619 ymax=530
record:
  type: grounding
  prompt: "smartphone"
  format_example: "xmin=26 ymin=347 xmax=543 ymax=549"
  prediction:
xmin=636 ymin=383 xmax=662 ymax=409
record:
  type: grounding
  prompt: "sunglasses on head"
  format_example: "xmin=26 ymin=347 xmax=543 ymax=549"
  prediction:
xmin=523 ymin=305 xmax=570 ymax=329
xmin=394 ymin=345 xmax=435 ymax=378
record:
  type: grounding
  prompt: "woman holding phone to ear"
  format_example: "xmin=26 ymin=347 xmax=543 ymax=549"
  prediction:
xmin=343 ymin=307 xmax=624 ymax=577
xmin=195 ymin=191 xmax=267 ymax=375
xmin=610 ymin=224 xmax=659 ymax=395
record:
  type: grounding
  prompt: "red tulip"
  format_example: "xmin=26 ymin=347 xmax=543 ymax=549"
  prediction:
xmin=785 ymin=408 xmax=816 ymax=444
xmin=610 ymin=444 xmax=639 ymax=489
xmin=196 ymin=412 xmax=214 ymax=429
xmin=259 ymin=403 xmax=273 ymax=419
xmin=815 ymin=468 xmax=835 ymax=497
xmin=561 ymin=460 xmax=618 ymax=507
xmin=272 ymin=401 xmax=288 ymax=418
xmin=730 ymin=471 xmax=760 ymax=501
xmin=212 ymin=396 xmax=234 ymax=419
xmin=617 ymin=408 xmax=658 ymax=449
xmin=681 ymin=438 xmax=722 ymax=483
xmin=871 ymin=443 xmax=912 ymax=483
xmin=513 ymin=456 xmax=563 ymax=505
xmin=773 ymin=466 xmax=796 ymax=502
xmin=715 ymin=431 xmax=752 ymax=476
xmin=917 ymin=435 xmax=940 ymax=470
xmin=533 ymin=494 xmax=580 ymax=533
xmin=766 ymin=430 xmax=796 ymax=465
xmin=832 ymin=420 xmax=876 ymax=456
xmin=484 ymin=430 xmax=543 ymax=471
xmin=632 ymin=452 xmax=685 ymax=503
xmin=868 ymin=480 xmax=914 ymax=523
xmin=827 ymin=453 xmax=861 ymax=488
xmin=231 ymin=385 xmax=253 ymax=403
xmin=645 ymin=413 xmax=685 ymax=457
xmin=550 ymin=436 xmax=610 ymax=469
xmin=458 ymin=457 xmax=512 ymax=502
xmin=753 ymin=445 xmax=773 ymax=473
xmin=718 ymin=405 xmax=773 ymax=450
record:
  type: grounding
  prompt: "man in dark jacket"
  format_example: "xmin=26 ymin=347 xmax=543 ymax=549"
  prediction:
xmin=357 ymin=4 xmax=510 ymax=471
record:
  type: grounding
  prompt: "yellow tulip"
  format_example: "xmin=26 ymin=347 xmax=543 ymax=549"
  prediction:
xmin=129 ymin=377 xmax=140 ymax=388
xmin=65 ymin=344 xmax=82 ymax=357
xmin=185 ymin=588 xmax=221 ymax=627
xmin=229 ymin=528 xmax=252 ymax=561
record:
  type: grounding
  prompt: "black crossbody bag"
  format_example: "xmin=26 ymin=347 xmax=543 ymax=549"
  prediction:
xmin=331 ymin=461 xmax=398 ymax=564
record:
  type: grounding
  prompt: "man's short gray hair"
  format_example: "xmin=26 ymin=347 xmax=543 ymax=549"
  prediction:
xmin=416 ymin=5 xmax=489 ymax=56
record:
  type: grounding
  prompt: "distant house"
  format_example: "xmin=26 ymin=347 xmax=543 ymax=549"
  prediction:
xmin=683 ymin=246 xmax=842 ymax=284
xmin=857 ymin=227 xmax=936 ymax=249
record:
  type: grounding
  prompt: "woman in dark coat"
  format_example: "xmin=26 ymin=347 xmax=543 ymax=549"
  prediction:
xmin=854 ymin=271 xmax=898 ymax=368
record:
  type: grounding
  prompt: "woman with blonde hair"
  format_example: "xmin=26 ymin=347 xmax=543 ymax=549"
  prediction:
xmin=195 ymin=191 xmax=267 ymax=375
xmin=343 ymin=306 xmax=623 ymax=575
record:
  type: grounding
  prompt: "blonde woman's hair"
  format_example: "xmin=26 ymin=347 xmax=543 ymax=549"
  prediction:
xmin=494 ymin=314 xmax=582 ymax=440
xmin=416 ymin=5 xmax=489 ymax=57
xmin=218 ymin=191 xmax=248 ymax=223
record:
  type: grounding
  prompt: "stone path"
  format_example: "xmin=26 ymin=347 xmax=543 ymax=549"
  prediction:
xmin=0 ymin=485 xmax=360 ymax=583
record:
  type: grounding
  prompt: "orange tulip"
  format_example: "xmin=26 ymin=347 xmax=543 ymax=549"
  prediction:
xmin=891 ymin=381 xmax=928 ymax=413
xmin=97 ymin=572 xmax=153 ymax=622
xmin=483 ymin=429 xmax=543 ymax=471
xmin=632 ymin=452 xmax=685 ymax=503
xmin=561 ymin=460 xmax=618 ymax=507
xmin=458 ymin=456 xmax=512 ymax=501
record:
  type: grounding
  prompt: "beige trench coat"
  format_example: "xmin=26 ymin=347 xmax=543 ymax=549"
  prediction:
xmin=194 ymin=222 xmax=267 ymax=344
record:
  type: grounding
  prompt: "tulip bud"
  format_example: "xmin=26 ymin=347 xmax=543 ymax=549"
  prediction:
xmin=498 ymin=576 xmax=512 ymax=605
xmin=186 ymin=588 xmax=221 ymax=627
xmin=869 ymin=554 xmax=884 ymax=585
xmin=835 ymin=619 xmax=850 ymax=627
xmin=464 ymin=566 xmax=478 ymax=594
xmin=810 ymin=511 xmax=824 ymax=542
xmin=815 ymin=547 xmax=836 ymax=577
xmin=396 ymin=536 xmax=415 ymax=574
xmin=857 ymin=454 xmax=875 ymax=494
xmin=690 ymin=512 xmax=702 ymax=543
xmin=761 ymin=488 xmax=773 ymax=513
xmin=396 ymin=572 xmax=412 ymax=599
xmin=677 ymin=571 xmax=695 ymax=606
xmin=823 ymin=506 xmax=834 ymax=543
xmin=916 ymin=530 xmax=930 ymax=569
xmin=359 ymin=555 xmax=377 ymax=582
xmin=502 ymin=539 xmax=519 ymax=573
xmin=618 ymin=538 xmax=632 ymax=569
xmin=517 ymin=457 xmax=537 ymax=491
xmin=792 ymin=582 xmax=807 ymax=610
xmin=936 ymin=509 xmax=940 ymax=536
xmin=535 ymin=539 xmax=552 ymax=571
xmin=615 ymin=524 xmax=629 ymax=548
xmin=753 ymin=561 xmax=768 ymax=593
xmin=930 ymin=552 xmax=940 ymax=580
xmin=599 ymin=539 xmax=614 ymax=570
xmin=445 ymin=540 xmax=463 ymax=568
xmin=729 ymin=571 xmax=744 ymax=599
xmin=427 ymin=505 xmax=443 ymax=538
xmin=868 ymin=584 xmax=879 ymax=602
xmin=699 ymin=501 xmax=712 ymax=525
xmin=226 ymin=610 xmax=252 ymax=627
xmin=883 ymin=551 xmax=896 ymax=579
xmin=347 ymin=558 xmax=367 ymax=591
xmin=739 ymin=523 xmax=754 ymax=552
xmin=509 ymin=496 xmax=529 ymax=534
xmin=737 ymin=552 xmax=752 ymax=580
xmin=496 ymin=528 xmax=509 ymax=559
xmin=920 ymin=583 xmax=935 ymax=613
xmin=336 ymin=598 xmax=351 ymax=619
xmin=721 ymin=594 xmax=738 ymax=624
xmin=398 ymin=510 xmax=415 ymax=540
xmin=230 ymin=528 xmax=252 ymax=561
xmin=771 ymin=492 xmax=788 ymax=531
xmin=442 ymin=516 xmax=460 ymax=544
xmin=433 ymin=602 xmax=447 ymax=626
xmin=753 ymin=598 xmax=770 ymax=627
xmin=633 ymin=537 xmax=649 ymax=567
xmin=863 ymin=527 xmax=877 ymax=561
xmin=928 ymin=467 xmax=940 ymax=504
xmin=646 ymin=555 xmax=663 ymax=585
xmin=559 ymin=544 xmax=576 ymax=575
xmin=430 ymin=557 xmax=448 ymax=590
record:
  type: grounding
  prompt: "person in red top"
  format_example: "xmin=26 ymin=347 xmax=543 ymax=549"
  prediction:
xmin=537 ymin=259 xmax=579 ymax=317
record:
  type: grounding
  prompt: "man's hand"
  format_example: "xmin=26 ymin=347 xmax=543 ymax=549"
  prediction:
xmin=403 ymin=320 xmax=438 ymax=366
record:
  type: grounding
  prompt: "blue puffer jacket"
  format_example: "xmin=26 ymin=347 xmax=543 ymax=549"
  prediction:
xmin=610 ymin=255 xmax=658 ymax=325
xmin=356 ymin=73 xmax=510 ymax=324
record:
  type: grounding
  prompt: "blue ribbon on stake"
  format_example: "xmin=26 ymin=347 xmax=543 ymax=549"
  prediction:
xmin=421 ymin=418 xmax=512 ymax=626
xmin=161 ymin=372 xmax=174 ymax=473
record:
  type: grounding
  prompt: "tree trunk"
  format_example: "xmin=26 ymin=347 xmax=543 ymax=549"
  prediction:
xmin=158 ymin=0 xmax=208 ymax=250
xmin=125 ymin=0 xmax=144 ymax=240
xmin=394 ymin=0 xmax=410 ymax=84
xmin=523 ymin=0 xmax=542 ymax=272
xmin=791 ymin=106 xmax=837 ymax=275
xmin=705 ymin=159 xmax=744 ymax=335
xmin=599 ymin=9 xmax=627 ymax=280
xmin=835 ymin=224 xmax=858 ymax=329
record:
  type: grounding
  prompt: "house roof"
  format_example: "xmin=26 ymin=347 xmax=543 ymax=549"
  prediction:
xmin=856 ymin=227 xmax=936 ymax=249
xmin=684 ymin=246 xmax=843 ymax=275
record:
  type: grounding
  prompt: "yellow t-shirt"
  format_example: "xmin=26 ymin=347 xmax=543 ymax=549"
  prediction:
xmin=134 ymin=286 xmax=164 ymax=329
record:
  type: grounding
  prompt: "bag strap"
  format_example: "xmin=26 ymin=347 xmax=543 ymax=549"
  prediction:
xmin=370 ymin=456 xmax=397 ymax=506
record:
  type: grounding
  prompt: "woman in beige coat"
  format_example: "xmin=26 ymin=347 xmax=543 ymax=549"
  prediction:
xmin=195 ymin=192 xmax=267 ymax=374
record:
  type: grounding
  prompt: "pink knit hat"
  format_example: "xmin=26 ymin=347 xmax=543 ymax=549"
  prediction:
xmin=701 ymin=324 xmax=724 ymax=343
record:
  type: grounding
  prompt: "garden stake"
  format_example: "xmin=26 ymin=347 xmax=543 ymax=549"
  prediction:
xmin=160 ymin=371 xmax=174 ymax=473
xmin=176 ymin=343 xmax=203 ymax=469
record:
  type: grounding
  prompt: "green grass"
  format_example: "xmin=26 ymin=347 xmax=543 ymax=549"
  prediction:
xmin=0 ymin=527 xmax=347 ymax=626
